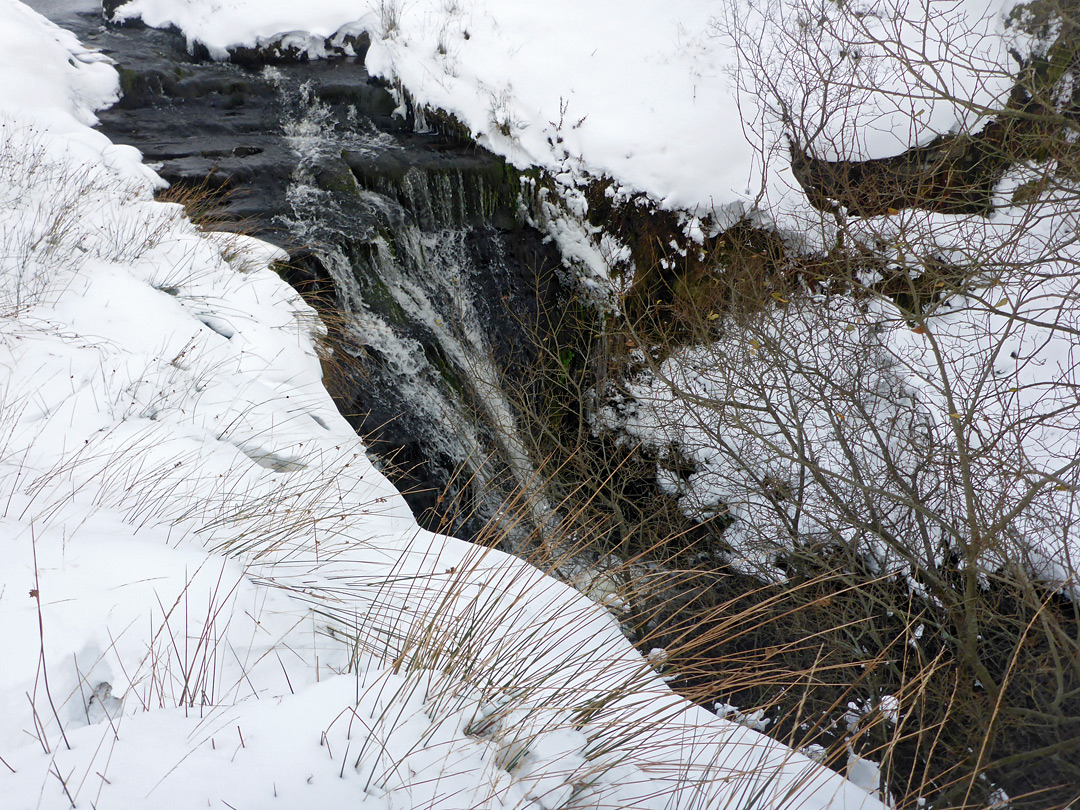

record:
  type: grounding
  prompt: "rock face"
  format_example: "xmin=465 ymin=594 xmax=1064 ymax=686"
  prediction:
xmin=60 ymin=9 xmax=565 ymax=537
xmin=787 ymin=129 xmax=1014 ymax=217
xmin=65 ymin=15 xmax=397 ymax=244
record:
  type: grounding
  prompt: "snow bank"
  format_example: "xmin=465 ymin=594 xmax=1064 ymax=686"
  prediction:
xmin=111 ymin=0 xmax=1018 ymax=218
xmin=0 ymin=2 xmax=885 ymax=807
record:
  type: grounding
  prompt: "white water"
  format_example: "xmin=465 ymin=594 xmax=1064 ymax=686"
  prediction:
xmin=278 ymin=75 xmax=553 ymax=539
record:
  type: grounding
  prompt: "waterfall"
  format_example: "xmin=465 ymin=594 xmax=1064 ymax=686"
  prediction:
xmin=277 ymin=76 xmax=558 ymax=541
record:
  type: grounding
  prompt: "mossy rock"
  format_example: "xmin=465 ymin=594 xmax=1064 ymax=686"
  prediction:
xmin=315 ymin=157 xmax=362 ymax=197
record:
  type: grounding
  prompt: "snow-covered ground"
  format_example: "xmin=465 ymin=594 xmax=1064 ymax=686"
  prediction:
xmin=0 ymin=2 xmax=888 ymax=808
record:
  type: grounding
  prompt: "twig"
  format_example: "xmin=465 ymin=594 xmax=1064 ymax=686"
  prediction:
xmin=50 ymin=763 xmax=76 ymax=808
xmin=31 ymin=525 xmax=70 ymax=751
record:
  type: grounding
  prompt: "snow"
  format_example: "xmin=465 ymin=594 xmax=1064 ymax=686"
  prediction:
xmin=0 ymin=2 xmax=887 ymax=808
xmin=109 ymin=0 xmax=1019 ymax=220
xmin=607 ymin=199 xmax=1080 ymax=588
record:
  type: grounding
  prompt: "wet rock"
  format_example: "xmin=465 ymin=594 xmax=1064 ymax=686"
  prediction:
xmin=50 ymin=12 xmax=398 ymax=244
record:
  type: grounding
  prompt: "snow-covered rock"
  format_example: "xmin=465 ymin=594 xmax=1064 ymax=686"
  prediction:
xmin=109 ymin=0 xmax=1019 ymax=222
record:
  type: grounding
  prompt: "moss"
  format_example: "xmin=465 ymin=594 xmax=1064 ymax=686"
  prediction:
xmin=357 ymin=271 xmax=411 ymax=329
xmin=220 ymin=80 xmax=249 ymax=96
xmin=117 ymin=66 xmax=140 ymax=98
xmin=316 ymin=158 xmax=362 ymax=197
xmin=424 ymin=342 xmax=465 ymax=398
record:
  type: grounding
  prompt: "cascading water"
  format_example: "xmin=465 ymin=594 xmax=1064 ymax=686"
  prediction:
xmin=276 ymin=77 xmax=562 ymax=540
